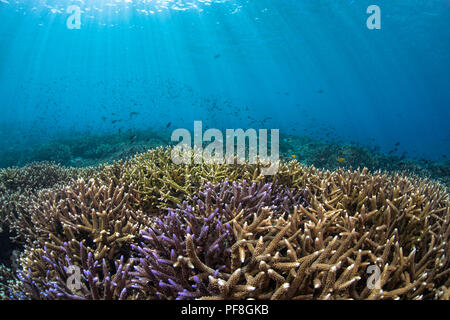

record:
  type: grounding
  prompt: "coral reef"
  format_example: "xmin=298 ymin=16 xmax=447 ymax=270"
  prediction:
xmin=0 ymin=264 xmax=22 ymax=299
xmin=131 ymin=167 xmax=449 ymax=300
xmin=213 ymin=169 xmax=450 ymax=300
xmin=0 ymin=128 xmax=171 ymax=169
xmin=131 ymin=180 xmax=307 ymax=299
xmin=281 ymin=134 xmax=450 ymax=187
xmin=2 ymin=130 xmax=448 ymax=187
xmin=0 ymin=147 xmax=448 ymax=300
xmin=124 ymin=147 xmax=277 ymax=212
xmin=16 ymin=173 xmax=147 ymax=299
xmin=18 ymin=242 xmax=135 ymax=300
xmin=0 ymin=162 xmax=94 ymax=243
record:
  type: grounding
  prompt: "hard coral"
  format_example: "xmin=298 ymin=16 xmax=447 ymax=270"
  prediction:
xmin=17 ymin=175 xmax=146 ymax=299
xmin=4 ymin=148 xmax=449 ymax=300
xmin=124 ymin=147 xmax=279 ymax=213
xmin=0 ymin=162 xmax=93 ymax=242
xmin=130 ymin=180 xmax=308 ymax=299
xmin=18 ymin=241 xmax=134 ymax=300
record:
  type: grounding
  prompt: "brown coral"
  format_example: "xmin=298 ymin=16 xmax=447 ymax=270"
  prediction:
xmin=0 ymin=162 xmax=94 ymax=243
xmin=201 ymin=168 xmax=449 ymax=300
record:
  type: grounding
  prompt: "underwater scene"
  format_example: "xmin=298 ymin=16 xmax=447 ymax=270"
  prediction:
xmin=0 ymin=0 xmax=449 ymax=301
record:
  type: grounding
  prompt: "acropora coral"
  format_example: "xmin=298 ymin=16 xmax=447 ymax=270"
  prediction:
xmin=0 ymin=162 xmax=94 ymax=243
xmin=0 ymin=147 xmax=448 ymax=300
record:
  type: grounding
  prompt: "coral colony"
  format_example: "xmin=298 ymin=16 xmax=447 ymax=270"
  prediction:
xmin=171 ymin=121 xmax=280 ymax=175
xmin=0 ymin=147 xmax=449 ymax=300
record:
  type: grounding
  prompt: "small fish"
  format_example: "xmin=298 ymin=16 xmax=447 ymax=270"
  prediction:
xmin=317 ymin=89 xmax=324 ymax=94
xmin=395 ymin=141 xmax=400 ymax=146
xmin=214 ymin=54 xmax=221 ymax=59
xmin=338 ymin=157 xmax=345 ymax=162
xmin=166 ymin=122 xmax=172 ymax=128
xmin=292 ymin=154 xmax=296 ymax=159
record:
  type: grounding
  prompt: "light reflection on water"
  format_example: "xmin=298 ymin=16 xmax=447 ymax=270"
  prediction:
xmin=1 ymin=0 xmax=240 ymax=14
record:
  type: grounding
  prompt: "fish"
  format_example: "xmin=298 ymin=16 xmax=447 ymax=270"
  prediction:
xmin=395 ymin=141 xmax=400 ymax=146
xmin=292 ymin=154 xmax=296 ymax=159
xmin=214 ymin=54 xmax=221 ymax=59
xmin=317 ymin=89 xmax=324 ymax=94
xmin=338 ymin=157 xmax=345 ymax=162
xmin=166 ymin=122 xmax=172 ymax=128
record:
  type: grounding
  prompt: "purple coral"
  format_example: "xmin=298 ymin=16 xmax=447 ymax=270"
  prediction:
xmin=130 ymin=207 xmax=233 ymax=299
xmin=191 ymin=179 xmax=308 ymax=222
xmin=130 ymin=180 xmax=308 ymax=299
xmin=18 ymin=241 xmax=134 ymax=300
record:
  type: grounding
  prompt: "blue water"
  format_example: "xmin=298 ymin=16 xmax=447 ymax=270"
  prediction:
xmin=0 ymin=0 xmax=449 ymax=162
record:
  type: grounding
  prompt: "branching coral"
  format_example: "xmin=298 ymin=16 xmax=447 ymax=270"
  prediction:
xmin=129 ymin=165 xmax=449 ymax=300
xmin=3 ymin=148 xmax=449 ymax=300
xmin=130 ymin=180 xmax=308 ymax=299
xmin=0 ymin=161 xmax=83 ymax=192
xmin=191 ymin=179 xmax=308 ymax=221
xmin=18 ymin=241 xmax=135 ymax=300
xmin=124 ymin=147 xmax=289 ymax=213
xmin=0 ymin=162 xmax=94 ymax=243
xmin=200 ymin=168 xmax=450 ymax=300
xmin=0 ymin=264 xmax=23 ymax=300
xmin=16 ymin=174 xmax=147 ymax=299
xmin=131 ymin=207 xmax=234 ymax=299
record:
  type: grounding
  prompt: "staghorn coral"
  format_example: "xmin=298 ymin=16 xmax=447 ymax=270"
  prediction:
xmin=18 ymin=241 xmax=135 ymax=300
xmin=128 ymin=163 xmax=449 ymax=300
xmin=4 ymin=148 xmax=449 ymax=300
xmin=131 ymin=207 xmax=234 ymax=299
xmin=0 ymin=161 xmax=84 ymax=192
xmin=124 ymin=147 xmax=285 ymax=213
xmin=130 ymin=180 xmax=308 ymax=299
xmin=0 ymin=162 xmax=95 ymax=243
xmin=16 ymin=173 xmax=147 ymax=299
xmin=0 ymin=264 xmax=23 ymax=300
xmin=199 ymin=168 xmax=450 ymax=300
xmin=191 ymin=179 xmax=308 ymax=221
